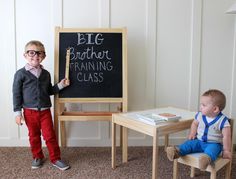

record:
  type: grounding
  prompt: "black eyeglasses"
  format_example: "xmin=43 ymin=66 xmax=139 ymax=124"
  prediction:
xmin=26 ymin=50 xmax=45 ymax=57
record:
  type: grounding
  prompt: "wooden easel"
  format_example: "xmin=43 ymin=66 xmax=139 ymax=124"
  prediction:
xmin=54 ymin=27 xmax=127 ymax=147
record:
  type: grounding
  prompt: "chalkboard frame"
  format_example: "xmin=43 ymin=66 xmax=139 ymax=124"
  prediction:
xmin=54 ymin=27 xmax=127 ymax=104
xmin=54 ymin=27 xmax=127 ymax=145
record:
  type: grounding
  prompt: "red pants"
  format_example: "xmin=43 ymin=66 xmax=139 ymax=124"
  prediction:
xmin=23 ymin=108 xmax=60 ymax=163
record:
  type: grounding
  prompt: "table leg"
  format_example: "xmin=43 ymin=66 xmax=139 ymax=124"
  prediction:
xmin=122 ymin=127 xmax=128 ymax=163
xmin=120 ymin=126 xmax=123 ymax=148
xmin=152 ymin=129 xmax=159 ymax=179
xmin=112 ymin=121 xmax=116 ymax=169
xmin=164 ymin=134 xmax=169 ymax=151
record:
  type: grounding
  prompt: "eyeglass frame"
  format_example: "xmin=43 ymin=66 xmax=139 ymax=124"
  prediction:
xmin=26 ymin=50 xmax=46 ymax=57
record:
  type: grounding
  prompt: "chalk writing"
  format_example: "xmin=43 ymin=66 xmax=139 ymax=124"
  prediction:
xmin=65 ymin=33 xmax=114 ymax=83
xmin=77 ymin=33 xmax=104 ymax=45
xmin=70 ymin=46 xmax=111 ymax=61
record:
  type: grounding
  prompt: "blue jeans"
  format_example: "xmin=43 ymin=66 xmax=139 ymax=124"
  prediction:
xmin=178 ymin=139 xmax=222 ymax=161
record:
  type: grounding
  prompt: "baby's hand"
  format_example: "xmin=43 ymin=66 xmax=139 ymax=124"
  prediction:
xmin=223 ymin=150 xmax=232 ymax=159
xmin=60 ymin=78 xmax=70 ymax=87
xmin=15 ymin=115 xmax=24 ymax=125
xmin=188 ymin=133 xmax=196 ymax=140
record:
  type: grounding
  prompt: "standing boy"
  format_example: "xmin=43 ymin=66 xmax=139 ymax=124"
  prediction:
xmin=166 ymin=89 xmax=232 ymax=170
xmin=13 ymin=40 xmax=70 ymax=170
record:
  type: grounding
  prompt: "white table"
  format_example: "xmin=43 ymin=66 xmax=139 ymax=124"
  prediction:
xmin=111 ymin=107 xmax=195 ymax=179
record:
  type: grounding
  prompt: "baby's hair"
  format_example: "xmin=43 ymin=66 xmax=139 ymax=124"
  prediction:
xmin=202 ymin=89 xmax=226 ymax=111
xmin=25 ymin=40 xmax=45 ymax=52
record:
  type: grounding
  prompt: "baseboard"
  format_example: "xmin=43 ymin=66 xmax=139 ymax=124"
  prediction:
xmin=1 ymin=137 xmax=235 ymax=148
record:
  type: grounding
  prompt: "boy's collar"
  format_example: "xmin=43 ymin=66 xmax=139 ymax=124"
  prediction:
xmin=25 ymin=63 xmax=44 ymax=70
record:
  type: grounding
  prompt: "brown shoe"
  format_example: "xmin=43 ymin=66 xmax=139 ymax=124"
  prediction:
xmin=199 ymin=154 xmax=211 ymax=170
xmin=166 ymin=146 xmax=180 ymax=161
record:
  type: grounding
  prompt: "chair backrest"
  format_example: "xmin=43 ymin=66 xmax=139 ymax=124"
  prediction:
xmin=228 ymin=119 xmax=234 ymax=154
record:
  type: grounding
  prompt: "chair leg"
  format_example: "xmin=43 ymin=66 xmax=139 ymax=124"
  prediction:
xmin=210 ymin=170 xmax=216 ymax=179
xmin=225 ymin=162 xmax=231 ymax=179
xmin=173 ymin=159 xmax=178 ymax=179
xmin=190 ymin=167 xmax=195 ymax=178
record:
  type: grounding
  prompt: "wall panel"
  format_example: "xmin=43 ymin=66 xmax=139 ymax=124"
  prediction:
xmin=111 ymin=0 xmax=156 ymax=110
xmin=0 ymin=0 xmax=17 ymax=142
xmin=156 ymin=0 xmax=192 ymax=108
xmin=200 ymin=0 xmax=235 ymax=116
xmin=0 ymin=0 xmax=236 ymax=146
xmin=63 ymin=0 xmax=100 ymax=28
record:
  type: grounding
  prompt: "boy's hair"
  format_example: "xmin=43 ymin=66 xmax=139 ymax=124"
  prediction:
xmin=202 ymin=89 xmax=226 ymax=111
xmin=25 ymin=40 xmax=45 ymax=52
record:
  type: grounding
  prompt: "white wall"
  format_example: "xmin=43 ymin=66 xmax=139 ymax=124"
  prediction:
xmin=0 ymin=0 xmax=236 ymax=146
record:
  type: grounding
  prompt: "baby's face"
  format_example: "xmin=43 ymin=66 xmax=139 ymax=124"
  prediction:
xmin=199 ymin=96 xmax=219 ymax=118
xmin=24 ymin=44 xmax=45 ymax=67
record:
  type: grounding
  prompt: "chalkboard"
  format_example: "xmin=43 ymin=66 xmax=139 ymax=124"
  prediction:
xmin=55 ymin=28 xmax=127 ymax=99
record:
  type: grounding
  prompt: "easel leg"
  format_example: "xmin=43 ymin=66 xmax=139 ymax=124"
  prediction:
xmin=112 ymin=121 xmax=116 ymax=169
xmin=60 ymin=121 xmax=66 ymax=147
xmin=54 ymin=99 xmax=59 ymax=140
xmin=54 ymin=116 xmax=59 ymax=140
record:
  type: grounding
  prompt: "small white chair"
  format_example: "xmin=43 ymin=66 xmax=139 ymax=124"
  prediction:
xmin=173 ymin=119 xmax=234 ymax=179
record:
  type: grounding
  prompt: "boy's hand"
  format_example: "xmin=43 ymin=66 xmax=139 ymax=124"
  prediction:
xmin=60 ymin=78 xmax=70 ymax=87
xmin=15 ymin=115 xmax=24 ymax=125
xmin=223 ymin=150 xmax=232 ymax=159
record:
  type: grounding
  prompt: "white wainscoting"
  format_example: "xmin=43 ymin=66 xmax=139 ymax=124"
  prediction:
xmin=0 ymin=0 xmax=235 ymax=146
